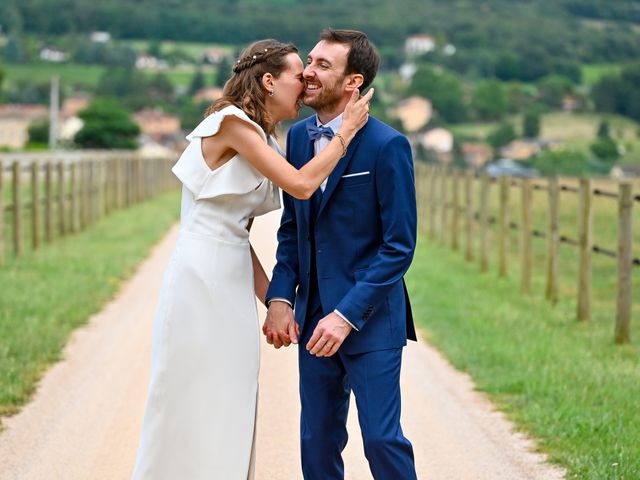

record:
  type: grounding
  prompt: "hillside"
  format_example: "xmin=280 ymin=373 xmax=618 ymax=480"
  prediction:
xmin=0 ymin=0 xmax=639 ymax=62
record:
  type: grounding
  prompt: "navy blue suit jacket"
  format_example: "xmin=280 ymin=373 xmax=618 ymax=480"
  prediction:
xmin=266 ymin=115 xmax=417 ymax=354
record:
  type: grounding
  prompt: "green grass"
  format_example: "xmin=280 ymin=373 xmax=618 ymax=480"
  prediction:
xmin=407 ymin=237 xmax=640 ymax=479
xmin=0 ymin=190 xmax=179 ymax=421
xmin=2 ymin=62 xmax=218 ymax=89
xmin=3 ymin=63 xmax=108 ymax=87
xmin=581 ymin=63 xmax=623 ymax=87
xmin=451 ymin=112 xmax=640 ymax=163
xmin=121 ymin=39 xmax=234 ymax=59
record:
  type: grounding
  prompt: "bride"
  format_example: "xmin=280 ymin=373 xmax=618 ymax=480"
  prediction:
xmin=131 ymin=39 xmax=372 ymax=479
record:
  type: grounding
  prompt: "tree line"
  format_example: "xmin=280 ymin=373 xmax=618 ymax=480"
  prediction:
xmin=1 ymin=0 xmax=639 ymax=71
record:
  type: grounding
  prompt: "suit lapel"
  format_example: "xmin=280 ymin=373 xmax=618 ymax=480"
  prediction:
xmin=298 ymin=118 xmax=316 ymax=228
xmin=317 ymin=129 xmax=365 ymax=217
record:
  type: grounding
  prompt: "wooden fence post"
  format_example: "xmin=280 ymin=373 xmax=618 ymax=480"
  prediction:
xmin=615 ymin=182 xmax=633 ymax=344
xmin=70 ymin=162 xmax=78 ymax=233
xmin=499 ymin=176 xmax=510 ymax=277
xmin=0 ymin=160 xmax=4 ymax=265
xmin=546 ymin=177 xmax=560 ymax=304
xmin=440 ymin=168 xmax=448 ymax=244
xmin=479 ymin=173 xmax=490 ymax=272
xmin=521 ymin=179 xmax=533 ymax=293
xmin=45 ymin=162 xmax=53 ymax=243
xmin=577 ymin=178 xmax=592 ymax=322
xmin=58 ymin=162 xmax=66 ymax=235
xmin=31 ymin=161 xmax=41 ymax=250
xmin=89 ymin=160 xmax=96 ymax=225
xmin=465 ymin=171 xmax=474 ymax=262
xmin=12 ymin=161 xmax=22 ymax=256
xmin=451 ymin=170 xmax=460 ymax=251
xmin=428 ymin=166 xmax=437 ymax=241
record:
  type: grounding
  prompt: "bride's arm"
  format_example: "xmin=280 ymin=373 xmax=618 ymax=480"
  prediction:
xmin=247 ymin=218 xmax=269 ymax=306
xmin=251 ymin=245 xmax=269 ymax=306
xmin=219 ymin=88 xmax=373 ymax=200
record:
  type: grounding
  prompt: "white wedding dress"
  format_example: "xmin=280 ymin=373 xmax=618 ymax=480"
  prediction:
xmin=132 ymin=106 xmax=281 ymax=480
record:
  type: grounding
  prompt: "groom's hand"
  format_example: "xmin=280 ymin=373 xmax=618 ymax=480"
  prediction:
xmin=263 ymin=301 xmax=299 ymax=348
xmin=307 ymin=312 xmax=352 ymax=357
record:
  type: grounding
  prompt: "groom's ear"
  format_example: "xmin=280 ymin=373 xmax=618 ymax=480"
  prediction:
xmin=344 ymin=73 xmax=364 ymax=93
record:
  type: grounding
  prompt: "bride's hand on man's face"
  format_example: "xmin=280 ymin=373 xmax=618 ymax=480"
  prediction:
xmin=342 ymin=88 xmax=375 ymax=137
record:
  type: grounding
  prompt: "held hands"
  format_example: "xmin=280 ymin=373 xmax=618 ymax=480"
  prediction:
xmin=263 ymin=301 xmax=299 ymax=348
xmin=306 ymin=312 xmax=353 ymax=357
xmin=339 ymin=88 xmax=375 ymax=142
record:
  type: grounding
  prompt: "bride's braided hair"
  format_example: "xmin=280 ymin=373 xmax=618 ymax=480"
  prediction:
xmin=206 ymin=39 xmax=298 ymax=135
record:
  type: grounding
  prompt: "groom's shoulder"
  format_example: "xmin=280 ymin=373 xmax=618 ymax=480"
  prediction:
xmin=366 ymin=116 xmax=407 ymax=145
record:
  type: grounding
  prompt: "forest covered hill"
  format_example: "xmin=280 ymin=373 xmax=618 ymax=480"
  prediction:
xmin=1 ymin=0 xmax=639 ymax=63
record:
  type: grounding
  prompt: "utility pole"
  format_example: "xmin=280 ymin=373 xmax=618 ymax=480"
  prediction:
xmin=48 ymin=75 xmax=59 ymax=149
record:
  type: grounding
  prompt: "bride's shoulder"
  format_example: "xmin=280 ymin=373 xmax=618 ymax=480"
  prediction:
xmin=186 ymin=105 xmax=265 ymax=142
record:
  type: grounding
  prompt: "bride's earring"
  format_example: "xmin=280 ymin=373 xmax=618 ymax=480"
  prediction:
xmin=268 ymin=90 xmax=275 ymax=97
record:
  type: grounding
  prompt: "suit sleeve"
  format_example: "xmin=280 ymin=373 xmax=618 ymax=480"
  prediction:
xmin=265 ymin=129 xmax=300 ymax=306
xmin=335 ymin=135 xmax=417 ymax=330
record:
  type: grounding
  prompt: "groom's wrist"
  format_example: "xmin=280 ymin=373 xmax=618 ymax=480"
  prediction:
xmin=268 ymin=298 xmax=293 ymax=308
xmin=334 ymin=309 xmax=359 ymax=331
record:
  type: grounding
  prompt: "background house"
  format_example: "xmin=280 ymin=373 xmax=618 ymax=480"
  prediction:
xmin=0 ymin=104 xmax=48 ymax=149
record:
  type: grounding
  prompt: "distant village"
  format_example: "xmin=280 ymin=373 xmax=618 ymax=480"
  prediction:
xmin=0 ymin=31 xmax=634 ymax=178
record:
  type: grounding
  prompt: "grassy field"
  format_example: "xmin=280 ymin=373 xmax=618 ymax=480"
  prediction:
xmin=407 ymin=235 xmax=639 ymax=479
xmin=3 ymin=63 xmax=108 ymax=87
xmin=2 ymin=62 xmax=218 ymax=89
xmin=451 ymin=112 xmax=640 ymax=163
xmin=121 ymin=39 xmax=234 ymax=60
xmin=413 ymin=162 xmax=640 ymax=477
xmin=0 ymin=190 xmax=179 ymax=421
xmin=581 ymin=63 xmax=624 ymax=86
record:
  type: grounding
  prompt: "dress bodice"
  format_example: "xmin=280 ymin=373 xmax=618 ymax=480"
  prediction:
xmin=172 ymin=106 xmax=281 ymax=243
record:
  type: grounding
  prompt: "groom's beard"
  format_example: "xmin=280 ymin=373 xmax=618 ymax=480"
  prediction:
xmin=302 ymin=76 xmax=344 ymax=114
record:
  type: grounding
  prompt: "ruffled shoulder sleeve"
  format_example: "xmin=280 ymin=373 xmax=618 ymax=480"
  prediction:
xmin=184 ymin=105 xmax=267 ymax=142
xmin=171 ymin=106 xmax=268 ymax=200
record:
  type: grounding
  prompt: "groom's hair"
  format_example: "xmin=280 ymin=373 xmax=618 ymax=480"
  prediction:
xmin=320 ymin=29 xmax=380 ymax=91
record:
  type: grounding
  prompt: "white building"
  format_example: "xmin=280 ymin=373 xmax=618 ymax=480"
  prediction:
xmin=40 ymin=48 xmax=67 ymax=62
xmin=405 ymin=34 xmax=435 ymax=56
xmin=135 ymin=54 xmax=168 ymax=70
xmin=91 ymin=31 xmax=111 ymax=43
xmin=419 ymin=128 xmax=454 ymax=154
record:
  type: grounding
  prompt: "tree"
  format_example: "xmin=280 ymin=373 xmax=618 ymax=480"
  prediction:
xmin=523 ymin=111 xmax=541 ymax=138
xmin=471 ymin=80 xmax=508 ymax=120
xmin=147 ymin=40 xmax=162 ymax=58
xmin=597 ymin=119 xmax=610 ymax=139
xmin=96 ymin=68 xmax=150 ymax=110
xmin=28 ymin=119 xmax=50 ymax=145
xmin=408 ymin=65 xmax=466 ymax=123
xmin=148 ymin=73 xmax=174 ymax=103
xmin=189 ymin=70 xmax=206 ymax=95
xmin=529 ymin=150 xmax=595 ymax=176
xmin=537 ymin=75 xmax=573 ymax=108
xmin=74 ymin=99 xmax=140 ymax=149
xmin=487 ymin=123 xmax=516 ymax=149
xmin=4 ymin=35 xmax=26 ymax=63
xmin=590 ymin=138 xmax=619 ymax=162
xmin=216 ymin=58 xmax=233 ymax=87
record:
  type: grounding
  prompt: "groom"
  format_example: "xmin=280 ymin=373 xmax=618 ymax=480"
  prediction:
xmin=264 ymin=29 xmax=418 ymax=479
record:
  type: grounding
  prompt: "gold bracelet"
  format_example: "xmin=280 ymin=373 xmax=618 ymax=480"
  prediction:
xmin=334 ymin=132 xmax=348 ymax=158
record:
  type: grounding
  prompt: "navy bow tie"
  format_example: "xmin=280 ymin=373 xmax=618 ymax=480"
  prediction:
xmin=306 ymin=123 xmax=335 ymax=141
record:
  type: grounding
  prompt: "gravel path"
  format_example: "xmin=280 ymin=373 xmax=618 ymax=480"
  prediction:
xmin=0 ymin=211 xmax=566 ymax=480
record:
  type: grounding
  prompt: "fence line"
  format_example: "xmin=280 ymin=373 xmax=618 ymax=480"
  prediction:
xmin=415 ymin=163 xmax=635 ymax=345
xmin=0 ymin=152 xmax=178 ymax=264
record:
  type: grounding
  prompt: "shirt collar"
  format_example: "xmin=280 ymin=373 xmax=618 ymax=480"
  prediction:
xmin=316 ymin=113 xmax=344 ymax=133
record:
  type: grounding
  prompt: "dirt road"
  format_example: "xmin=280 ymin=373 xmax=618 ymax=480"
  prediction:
xmin=0 ymin=211 xmax=565 ymax=479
